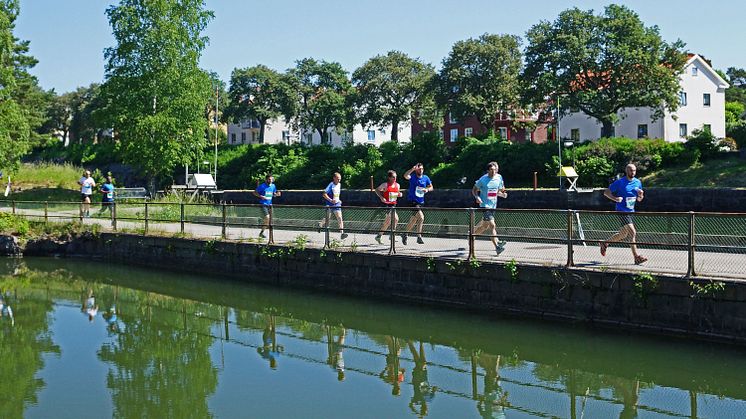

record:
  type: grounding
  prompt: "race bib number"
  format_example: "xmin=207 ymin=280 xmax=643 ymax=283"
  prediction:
xmin=625 ymin=197 xmax=636 ymax=210
xmin=106 ymin=192 xmax=113 ymax=199
xmin=487 ymin=188 xmax=499 ymax=202
xmin=415 ymin=186 xmax=426 ymax=198
xmin=388 ymin=192 xmax=398 ymax=202
xmin=264 ymin=191 xmax=273 ymax=200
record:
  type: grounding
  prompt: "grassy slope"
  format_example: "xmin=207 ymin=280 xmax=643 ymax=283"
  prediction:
xmin=1 ymin=163 xmax=82 ymax=201
xmin=642 ymin=156 xmax=746 ymax=188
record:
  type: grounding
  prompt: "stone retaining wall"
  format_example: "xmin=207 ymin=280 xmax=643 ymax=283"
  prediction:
xmin=20 ymin=232 xmax=746 ymax=345
xmin=220 ymin=188 xmax=746 ymax=212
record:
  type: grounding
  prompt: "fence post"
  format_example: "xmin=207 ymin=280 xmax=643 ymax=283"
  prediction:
xmin=221 ymin=203 xmax=227 ymax=240
xmin=144 ymin=202 xmax=149 ymax=235
xmin=180 ymin=202 xmax=185 ymax=234
xmin=566 ymin=210 xmax=575 ymax=267
xmin=468 ymin=208 xmax=476 ymax=260
xmin=687 ymin=211 xmax=696 ymax=277
xmin=324 ymin=207 xmax=331 ymax=249
xmin=11 ymin=200 xmax=15 ymax=215
xmin=44 ymin=201 xmax=48 ymax=224
xmin=112 ymin=202 xmax=117 ymax=231
xmin=268 ymin=206 xmax=274 ymax=244
xmin=388 ymin=206 xmax=396 ymax=255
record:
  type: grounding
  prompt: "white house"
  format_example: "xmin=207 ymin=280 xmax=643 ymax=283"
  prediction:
xmin=227 ymin=118 xmax=411 ymax=147
xmin=560 ymin=54 xmax=730 ymax=142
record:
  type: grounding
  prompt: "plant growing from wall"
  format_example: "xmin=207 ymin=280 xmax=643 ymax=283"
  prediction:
xmin=631 ymin=272 xmax=658 ymax=302
xmin=689 ymin=279 xmax=726 ymax=298
xmin=505 ymin=259 xmax=519 ymax=283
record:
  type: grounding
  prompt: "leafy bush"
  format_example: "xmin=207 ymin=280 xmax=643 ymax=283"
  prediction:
xmin=0 ymin=213 xmax=30 ymax=236
xmin=685 ymin=129 xmax=719 ymax=160
xmin=718 ymin=137 xmax=738 ymax=152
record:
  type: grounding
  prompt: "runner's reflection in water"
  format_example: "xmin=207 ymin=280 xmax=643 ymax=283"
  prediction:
xmin=257 ymin=314 xmax=283 ymax=369
xmin=380 ymin=336 xmax=405 ymax=396
xmin=326 ymin=324 xmax=346 ymax=381
xmin=477 ymin=352 xmax=509 ymax=419
xmin=408 ymin=341 xmax=437 ymax=417
xmin=102 ymin=305 xmax=120 ymax=333
xmin=0 ymin=292 xmax=14 ymax=326
xmin=82 ymin=289 xmax=98 ymax=322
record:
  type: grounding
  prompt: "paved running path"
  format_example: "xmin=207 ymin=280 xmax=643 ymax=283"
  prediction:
xmin=6 ymin=207 xmax=745 ymax=280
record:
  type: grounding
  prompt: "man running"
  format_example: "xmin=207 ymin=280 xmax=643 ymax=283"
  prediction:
xmin=401 ymin=163 xmax=433 ymax=245
xmin=472 ymin=162 xmax=507 ymax=255
xmin=98 ymin=175 xmax=115 ymax=217
xmin=600 ymin=163 xmax=647 ymax=265
xmin=253 ymin=174 xmax=281 ymax=239
xmin=78 ymin=170 xmax=96 ymax=217
xmin=319 ymin=172 xmax=348 ymax=240
xmin=374 ymin=170 xmax=402 ymax=244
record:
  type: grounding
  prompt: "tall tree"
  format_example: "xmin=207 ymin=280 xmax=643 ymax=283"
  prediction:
xmin=97 ymin=0 xmax=214 ymax=187
xmin=436 ymin=34 xmax=523 ymax=133
xmin=0 ymin=0 xmax=32 ymax=171
xmin=289 ymin=58 xmax=352 ymax=144
xmin=352 ymin=51 xmax=435 ymax=142
xmin=523 ymin=5 xmax=687 ymax=138
xmin=725 ymin=67 xmax=746 ymax=108
xmin=224 ymin=65 xmax=295 ymax=143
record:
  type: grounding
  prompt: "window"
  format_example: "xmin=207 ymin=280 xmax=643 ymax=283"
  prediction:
xmin=252 ymin=131 xmax=258 ymax=142
xmin=282 ymin=130 xmax=290 ymax=143
xmin=692 ymin=66 xmax=698 ymax=77
xmin=525 ymin=130 xmax=532 ymax=142
xmin=367 ymin=130 xmax=375 ymax=141
xmin=679 ymin=123 xmax=688 ymax=138
xmin=637 ymin=124 xmax=648 ymax=139
xmin=703 ymin=124 xmax=712 ymax=133
xmin=231 ymin=133 xmax=236 ymax=144
xmin=241 ymin=132 xmax=246 ymax=142
xmin=448 ymin=113 xmax=458 ymax=124
xmin=498 ymin=127 xmax=508 ymax=140
xmin=703 ymin=93 xmax=711 ymax=107
xmin=438 ymin=129 xmax=443 ymax=139
xmin=570 ymin=129 xmax=580 ymax=141
xmin=305 ymin=133 xmax=313 ymax=144
xmin=464 ymin=127 xmax=473 ymax=137
xmin=449 ymin=128 xmax=459 ymax=142
xmin=679 ymin=92 xmax=687 ymax=106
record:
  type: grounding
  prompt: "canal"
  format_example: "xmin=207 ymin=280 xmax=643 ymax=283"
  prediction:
xmin=1 ymin=258 xmax=744 ymax=418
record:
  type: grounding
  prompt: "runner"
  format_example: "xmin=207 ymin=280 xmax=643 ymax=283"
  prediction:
xmin=253 ymin=174 xmax=281 ymax=239
xmin=401 ymin=163 xmax=433 ymax=245
xmin=600 ymin=163 xmax=648 ymax=264
xmin=318 ymin=172 xmax=348 ymax=240
xmin=78 ymin=170 xmax=96 ymax=217
xmin=98 ymin=175 xmax=115 ymax=217
xmin=374 ymin=170 xmax=402 ymax=244
xmin=472 ymin=162 xmax=508 ymax=256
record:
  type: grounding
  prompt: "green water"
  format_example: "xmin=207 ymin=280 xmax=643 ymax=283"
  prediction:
xmin=1 ymin=258 xmax=745 ymax=419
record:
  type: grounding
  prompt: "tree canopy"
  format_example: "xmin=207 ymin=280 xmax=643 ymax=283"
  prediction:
xmin=97 ymin=0 xmax=214 ymax=186
xmin=352 ymin=51 xmax=435 ymax=142
xmin=523 ymin=5 xmax=687 ymax=138
xmin=288 ymin=58 xmax=353 ymax=143
xmin=436 ymin=33 xmax=523 ymax=133
xmin=224 ymin=65 xmax=296 ymax=143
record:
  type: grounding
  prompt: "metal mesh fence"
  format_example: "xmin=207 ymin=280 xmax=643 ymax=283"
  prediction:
xmin=3 ymin=199 xmax=746 ymax=280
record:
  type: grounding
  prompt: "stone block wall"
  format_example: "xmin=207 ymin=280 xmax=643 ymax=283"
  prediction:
xmin=28 ymin=232 xmax=746 ymax=344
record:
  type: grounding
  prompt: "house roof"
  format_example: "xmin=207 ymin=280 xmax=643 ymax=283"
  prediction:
xmin=686 ymin=54 xmax=730 ymax=89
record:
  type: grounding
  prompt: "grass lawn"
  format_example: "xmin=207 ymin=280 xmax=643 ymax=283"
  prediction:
xmin=1 ymin=162 xmax=83 ymax=202
xmin=642 ymin=155 xmax=746 ymax=188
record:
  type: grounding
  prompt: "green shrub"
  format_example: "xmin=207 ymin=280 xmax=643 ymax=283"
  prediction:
xmin=0 ymin=213 xmax=30 ymax=236
xmin=685 ymin=129 xmax=719 ymax=160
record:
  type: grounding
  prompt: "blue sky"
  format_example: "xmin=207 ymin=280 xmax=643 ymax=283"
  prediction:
xmin=15 ymin=0 xmax=746 ymax=93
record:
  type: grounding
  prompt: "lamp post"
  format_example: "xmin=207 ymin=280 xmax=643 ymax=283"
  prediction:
xmin=557 ymin=95 xmax=562 ymax=189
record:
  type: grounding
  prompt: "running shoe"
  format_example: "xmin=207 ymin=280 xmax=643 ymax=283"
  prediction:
xmin=401 ymin=233 xmax=408 ymax=245
xmin=495 ymin=243 xmax=505 ymax=256
xmin=600 ymin=242 xmax=608 ymax=257
xmin=259 ymin=231 xmax=266 ymax=239
xmin=634 ymin=255 xmax=648 ymax=265
xmin=416 ymin=236 xmax=425 ymax=245
xmin=341 ymin=233 xmax=349 ymax=240
xmin=374 ymin=234 xmax=382 ymax=244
